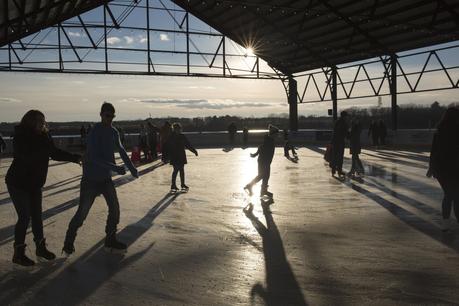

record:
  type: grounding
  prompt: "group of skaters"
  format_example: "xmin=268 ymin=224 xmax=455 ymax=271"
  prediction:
xmin=3 ymin=102 xmax=458 ymax=267
xmin=328 ymin=111 xmax=365 ymax=178
xmin=368 ymin=119 xmax=388 ymax=146
xmin=4 ymin=102 xmax=198 ymax=266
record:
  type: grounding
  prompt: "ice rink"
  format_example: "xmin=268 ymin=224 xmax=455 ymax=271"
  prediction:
xmin=0 ymin=147 xmax=458 ymax=305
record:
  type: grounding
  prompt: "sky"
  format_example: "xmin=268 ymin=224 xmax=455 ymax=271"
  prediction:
xmin=0 ymin=0 xmax=458 ymax=122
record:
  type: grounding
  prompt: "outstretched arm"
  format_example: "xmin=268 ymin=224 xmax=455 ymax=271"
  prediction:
xmin=48 ymin=134 xmax=81 ymax=163
xmin=184 ymin=136 xmax=198 ymax=156
xmin=115 ymin=129 xmax=138 ymax=177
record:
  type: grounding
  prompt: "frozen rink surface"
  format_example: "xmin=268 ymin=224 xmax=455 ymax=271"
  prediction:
xmin=0 ymin=147 xmax=458 ymax=305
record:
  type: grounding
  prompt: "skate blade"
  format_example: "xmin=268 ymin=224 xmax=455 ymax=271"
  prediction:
xmin=104 ymin=247 xmax=127 ymax=254
xmin=36 ymin=256 xmax=55 ymax=263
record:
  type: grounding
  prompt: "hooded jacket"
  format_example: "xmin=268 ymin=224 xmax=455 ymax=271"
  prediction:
xmin=6 ymin=126 xmax=80 ymax=190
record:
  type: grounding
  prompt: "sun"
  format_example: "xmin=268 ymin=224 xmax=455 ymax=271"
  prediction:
xmin=245 ymin=47 xmax=255 ymax=57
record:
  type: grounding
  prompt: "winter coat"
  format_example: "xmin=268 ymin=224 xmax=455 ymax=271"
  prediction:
xmin=429 ymin=128 xmax=459 ymax=179
xmin=254 ymin=134 xmax=276 ymax=165
xmin=168 ymin=133 xmax=197 ymax=166
xmin=5 ymin=126 xmax=80 ymax=190
xmin=332 ymin=117 xmax=349 ymax=147
xmin=349 ymin=124 xmax=362 ymax=155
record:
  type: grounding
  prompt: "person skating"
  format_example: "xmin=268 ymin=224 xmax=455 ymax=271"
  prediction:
xmin=427 ymin=107 xmax=459 ymax=232
xmin=168 ymin=123 xmax=198 ymax=192
xmin=330 ymin=111 xmax=349 ymax=177
xmin=244 ymin=124 xmax=279 ymax=198
xmin=348 ymin=119 xmax=364 ymax=177
xmin=6 ymin=110 xmax=81 ymax=266
xmin=283 ymin=129 xmax=297 ymax=159
xmin=0 ymin=132 xmax=6 ymax=166
xmin=63 ymin=102 xmax=138 ymax=255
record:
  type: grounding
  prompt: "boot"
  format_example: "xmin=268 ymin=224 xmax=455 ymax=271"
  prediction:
xmin=35 ymin=238 xmax=56 ymax=261
xmin=13 ymin=244 xmax=35 ymax=266
xmin=104 ymin=232 xmax=127 ymax=253
xmin=62 ymin=230 xmax=76 ymax=255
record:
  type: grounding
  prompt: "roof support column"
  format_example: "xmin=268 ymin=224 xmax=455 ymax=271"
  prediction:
xmin=331 ymin=66 xmax=338 ymax=121
xmin=288 ymin=75 xmax=298 ymax=132
xmin=390 ymin=54 xmax=397 ymax=130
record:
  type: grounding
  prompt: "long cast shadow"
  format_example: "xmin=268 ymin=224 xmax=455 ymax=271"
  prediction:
xmin=335 ymin=178 xmax=459 ymax=253
xmin=363 ymin=151 xmax=426 ymax=169
xmin=373 ymin=150 xmax=429 ymax=163
xmin=244 ymin=199 xmax=307 ymax=306
xmin=306 ymin=146 xmax=438 ymax=200
xmin=0 ymin=192 xmax=182 ymax=306
xmin=0 ymin=162 xmax=166 ymax=245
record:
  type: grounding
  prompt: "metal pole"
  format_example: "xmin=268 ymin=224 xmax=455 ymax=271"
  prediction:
xmin=331 ymin=66 xmax=338 ymax=121
xmin=288 ymin=75 xmax=298 ymax=131
xmin=222 ymin=35 xmax=226 ymax=77
xmin=186 ymin=12 xmax=189 ymax=75
xmin=390 ymin=54 xmax=397 ymax=130
xmin=58 ymin=24 xmax=63 ymax=71
xmin=146 ymin=0 xmax=151 ymax=73
xmin=104 ymin=4 xmax=108 ymax=72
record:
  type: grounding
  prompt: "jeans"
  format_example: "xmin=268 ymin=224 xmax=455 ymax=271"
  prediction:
xmin=65 ymin=178 xmax=120 ymax=244
xmin=7 ymin=185 xmax=44 ymax=245
xmin=247 ymin=163 xmax=271 ymax=192
xmin=172 ymin=164 xmax=185 ymax=187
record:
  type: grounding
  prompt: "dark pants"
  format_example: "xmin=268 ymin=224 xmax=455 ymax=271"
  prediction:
xmin=150 ymin=141 xmax=157 ymax=159
xmin=172 ymin=164 xmax=185 ymax=187
xmin=331 ymin=143 xmax=345 ymax=173
xmin=247 ymin=163 xmax=271 ymax=192
xmin=350 ymin=153 xmax=364 ymax=174
xmin=437 ymin=176 xmax=459 ymax=220
xmin=372 ymin=135 xmax=379 ymax=146
xmin=65 ymin=178 xmax=120 ymax=244
xmin=7 ymin=185 xmax=44 ymax=245
xmin=284 ymin=141 xmax=296 ymax=157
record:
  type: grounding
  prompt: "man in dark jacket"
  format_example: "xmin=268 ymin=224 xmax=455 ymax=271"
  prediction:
xmin=244 ymin=124 xmax=279 ymax=197
xmin=331 ymin=111 xmax=349 ymax=177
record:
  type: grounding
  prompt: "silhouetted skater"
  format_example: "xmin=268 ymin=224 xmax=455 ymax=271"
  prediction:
xmin=63 ymin=102 xmax=138 ymax=255
xmin=147 ymin=120 xmax=159 ymax=160
xmin=0 ymin=132 xmax=6 ymax=165
xmin=378 ymin=119 xmax=387 ymax=145
xmin=160 ymin=121 xmax=172 ymax=163
xmin=368 ymin=120 xmax=379 ymax=146
xmin=427 ymin=107 xmax=459 ymax=232
xmin=283 ymin=129 xmax=297 ymax=159
xmin=244 ymin=124 xmax=279 ymax=197
xmin=242 ymin=127 xmax=249 ymax=148
xmin=331 ymin=111 xmax=349 ymax=177
xmin=168 ymin=123 xmax=198 ymax=192
xmin=5 ymin=110 xmax=81 ymax=266
xmin=228 ymin=122 xmax=237 ymax=146
xmin=348 ymin=119 xmax=364 ymax=177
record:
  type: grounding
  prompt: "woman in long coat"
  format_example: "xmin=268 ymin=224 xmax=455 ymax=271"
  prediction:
xmin=168 ymin=123 xmax=198 ymax=192
xmin=6 ymin=110 xmax=81 ymax=266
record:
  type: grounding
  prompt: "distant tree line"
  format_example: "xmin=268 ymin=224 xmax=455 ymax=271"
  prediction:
xmin=0 ymin=102 xmax=457 ymax=136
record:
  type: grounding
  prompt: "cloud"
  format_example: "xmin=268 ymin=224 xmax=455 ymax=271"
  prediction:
xmin=68 ymin=31 xmax=82 ymax=37
xmin=124 ymin=36 xmax=134 ymax=44
xmin=139 ymin=37 xmax=147 ymax=43
xmin=159 ymin=33 xmax=170 ymax=41
xmin=107 ymin=36 xmax=121 ymax=45
xmin=0 ymin=97 xmax=22 ymax=103
xmin=129 ymin=98 xmax=274 ymax=109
